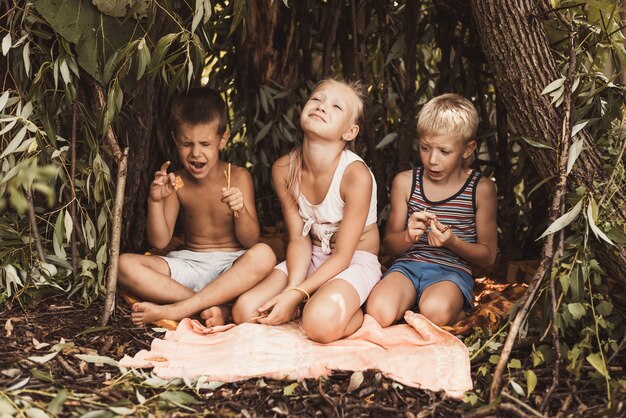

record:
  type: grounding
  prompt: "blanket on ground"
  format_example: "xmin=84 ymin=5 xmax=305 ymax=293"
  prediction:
xmin=119 ymin=311 xmax=472 ymax=398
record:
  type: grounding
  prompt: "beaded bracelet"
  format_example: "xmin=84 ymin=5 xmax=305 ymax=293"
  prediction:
xmin=289 ymin=287 xmax=310 ymax=302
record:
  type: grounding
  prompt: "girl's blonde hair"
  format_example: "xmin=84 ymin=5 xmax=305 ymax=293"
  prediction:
xmin=417 ymin=93 xmax=479 ymax=168
xmin=286 ymin=78 xmax=367 ymax=197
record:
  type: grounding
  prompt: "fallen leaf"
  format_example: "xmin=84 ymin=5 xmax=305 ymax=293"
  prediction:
xmin=347 ymin=371 xmax=365 ymax=392
xmin=74 ymin=354 xmax=119 ymax=367
xmin=32 ymin=338 xmax=49 ymax=350
xmin=4 ymin=318 xmax=13 ymax=337
xmin=28 ymin=351 xmax=60 ymax=364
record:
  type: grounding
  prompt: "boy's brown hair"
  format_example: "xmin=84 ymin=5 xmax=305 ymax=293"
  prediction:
xmin=170 ymin=86 xmax=228 ymax=136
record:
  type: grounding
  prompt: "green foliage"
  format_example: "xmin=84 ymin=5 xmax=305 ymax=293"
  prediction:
xmin=1 ymin=0 xmax=625 ymax=411
xmin=0 ymin=1 xmax=230 ymax=304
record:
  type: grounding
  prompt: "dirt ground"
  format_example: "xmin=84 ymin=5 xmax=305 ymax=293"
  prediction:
xmin=1 ymin=291 xmax=624 ymax=417
xmin=1 ymin=294 xmax=465 ymax=417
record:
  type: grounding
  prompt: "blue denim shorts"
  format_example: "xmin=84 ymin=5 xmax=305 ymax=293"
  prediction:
xmin=385 ymin=259 xmax=474 ymax=312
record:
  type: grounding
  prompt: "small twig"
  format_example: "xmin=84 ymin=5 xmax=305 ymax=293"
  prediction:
xmin=464 ymin=404 xmax=498 ymax=418
xmin=223 ymin=162 xmax=239 ymax=218
xmin=498 ymin=402 xmax=534 ymax=418
xmin=57 ymin=355 xmax=81 ymax=378
xmin=70 ymin=103 xmax=79 ymax=276
xmin=318 ymin=379 xmax=340 ymax=417
xmin=25 ymin=188 xmax=45 ymax=262
xmin=555 ymin=393 xmax=574 ymax=418
xmin=92 ymin=82 xmax=123 ymax=163
xmin=502 ymin=391 xmax=546 ymax=417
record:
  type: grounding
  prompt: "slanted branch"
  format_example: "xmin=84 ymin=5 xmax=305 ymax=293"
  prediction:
xmin=490 ymin=19 xmax=577 ymax=403
xmin=91 ymin=82 xmax=129 ymax=326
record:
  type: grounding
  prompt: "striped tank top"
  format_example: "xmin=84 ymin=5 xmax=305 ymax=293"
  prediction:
xmin=398 ymin=167 xmax=481 ymax=275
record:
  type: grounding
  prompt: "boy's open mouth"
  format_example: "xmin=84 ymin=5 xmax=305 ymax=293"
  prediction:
xmin=189 ymin=161 xmax=206 ymax=170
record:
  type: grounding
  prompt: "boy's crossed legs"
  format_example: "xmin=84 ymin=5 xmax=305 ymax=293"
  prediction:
xmin=118 ymin=243 xmax=276 ymax=327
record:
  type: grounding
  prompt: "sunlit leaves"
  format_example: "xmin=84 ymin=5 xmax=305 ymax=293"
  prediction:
xmin=566 ymin=138 xmax=584 ymax=174
xmin=2 ymin=33 xmax=11 ymax=56
xmin=585 ymin=196 xmax=614 ymax=246
xmin=587 ymin=352 xmax=609 ymax=377
xmin=537 ymin=197 xmax=583 ymax=239
xmin=375 ymin=132 xmax=398 ymax=150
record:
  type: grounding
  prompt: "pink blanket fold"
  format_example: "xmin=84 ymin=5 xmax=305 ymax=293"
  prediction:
xmin=119 ymin=311 xmax=472 ymax=398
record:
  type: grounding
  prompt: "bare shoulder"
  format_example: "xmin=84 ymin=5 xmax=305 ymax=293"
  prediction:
xmin=342 ymin=160 xmax=372 ymax=190
xmin=392 ymin=169 xmax=413 ymax=189
xmin=229 ymin=163 xmax=252 ymax=182
xmin=272 ymin=154 xmax=290 ymax=170
xmin=476 ymin=176 xmax=497 ymax=205
xmin=477 ymin=176 xmax=496 ymax=195
xmin=271 ymin=153 xmax=291 ymax=179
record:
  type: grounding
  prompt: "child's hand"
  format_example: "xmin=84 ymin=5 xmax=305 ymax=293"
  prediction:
xmin=407 ymin=210 xmax=437 ymax=241
xmin=221 ymin=187 xmax=244 ymax=214
xmin=255 ymin=290 xmax=302 ymax=325
xmin=150 ymin=161 xmax=177 ymax=202
xmin=427 ymin=219 xmax=454 ymax=247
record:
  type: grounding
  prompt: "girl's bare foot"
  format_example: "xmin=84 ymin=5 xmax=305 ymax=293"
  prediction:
xmin=200 ymin=305 xmax=230 ymax=327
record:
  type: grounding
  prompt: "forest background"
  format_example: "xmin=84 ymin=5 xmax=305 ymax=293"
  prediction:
xmin=1 ymin=0 xmax=625 ymax=416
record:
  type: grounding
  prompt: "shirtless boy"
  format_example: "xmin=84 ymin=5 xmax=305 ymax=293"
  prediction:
xmin=118 ymin=86 xmax=276 ymax=326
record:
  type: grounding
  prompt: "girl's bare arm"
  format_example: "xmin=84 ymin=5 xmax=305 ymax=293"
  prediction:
xmin=296 ymin=162 xmax=372 ymax=295
xmin=273 ymin=156 xmax=312 ymax=286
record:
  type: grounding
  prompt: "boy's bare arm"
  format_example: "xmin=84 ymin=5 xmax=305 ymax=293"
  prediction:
xmin=383 ymin=171 xmax=435 ymax=255
xmin=147 ymin=162 xmax=180 ymax=249
xmin=223 ymin=167 xmax=260 ymax=248
xmin=430 ymin=177 xmax=498 ymax=266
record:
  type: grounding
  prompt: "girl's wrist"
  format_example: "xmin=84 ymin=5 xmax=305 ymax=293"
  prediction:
xmin=285 ymin=286 xmax=310 ymax=302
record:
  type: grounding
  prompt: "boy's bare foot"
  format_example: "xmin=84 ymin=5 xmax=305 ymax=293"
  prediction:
xmin=131 ymin=302 xmax=171 ymax=326
xmin=200 ymin=305 xmax=230 ymax=327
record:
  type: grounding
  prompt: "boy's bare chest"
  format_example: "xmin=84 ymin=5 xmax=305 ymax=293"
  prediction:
xmin=176 ymin=183 xmax=229 ymax=219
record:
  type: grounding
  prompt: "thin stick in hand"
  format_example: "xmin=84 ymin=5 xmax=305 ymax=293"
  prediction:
xmin=251 ymin=311 xmax=268 ymax=321
xmin=223 ymin=162 xmax=239 ymax=218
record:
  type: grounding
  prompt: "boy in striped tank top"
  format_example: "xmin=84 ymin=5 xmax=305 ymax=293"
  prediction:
xmin=366 ymin=94 xmax=497 ymax=327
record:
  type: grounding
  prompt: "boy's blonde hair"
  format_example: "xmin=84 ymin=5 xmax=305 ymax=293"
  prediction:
xmin=286 ymin=78 xmax=367 ymax=198
xmin=417 ymin=93 xmax=478 ymax=167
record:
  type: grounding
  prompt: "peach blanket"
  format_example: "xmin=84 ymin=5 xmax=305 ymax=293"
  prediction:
xmin=119 ymin=311 xmax=472 ymax=398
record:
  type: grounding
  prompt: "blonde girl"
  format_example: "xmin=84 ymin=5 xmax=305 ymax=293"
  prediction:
xmin=232 ymin=79 xmax=382 ymax=343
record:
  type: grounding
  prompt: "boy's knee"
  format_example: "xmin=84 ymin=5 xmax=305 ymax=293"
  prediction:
xmin=117 ymin=254 xmax=134 ymax=282
xmin=365 ymin=298 xmax=397 ymax=327
xmin=419 ymin=298 xmax=459 ymax=326
xmin=247 ymin=243 xmax=276 ymax=271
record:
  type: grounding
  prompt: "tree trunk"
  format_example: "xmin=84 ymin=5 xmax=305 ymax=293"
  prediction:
xmin=120 ymin=80 xmax=166 ymax=252
xmin=469 ymin=0 xmax=626 ymax=281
